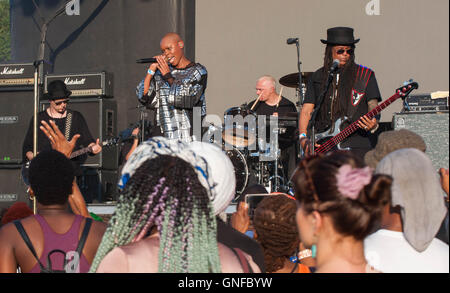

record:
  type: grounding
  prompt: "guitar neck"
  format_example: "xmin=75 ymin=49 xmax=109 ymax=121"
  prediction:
xmin=316 ymin=92 xmax=402 ymax=154
xmin=70 ymin=146 xmax=93 ymax=159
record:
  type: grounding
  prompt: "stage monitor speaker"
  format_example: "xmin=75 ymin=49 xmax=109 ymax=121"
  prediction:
xmin=0 ymin=87 xmax=34 ymax=165
xmin=393 ymin=112 xmax=449 ymax=170
xmin=40 ymin=98 xmax=118 ymax=169
xmin=0 ymin=166 xmax=31 ymax=210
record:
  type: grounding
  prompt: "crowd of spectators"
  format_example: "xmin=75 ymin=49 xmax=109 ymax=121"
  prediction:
xmin=0 ymin=123 xmax=448 ymax=273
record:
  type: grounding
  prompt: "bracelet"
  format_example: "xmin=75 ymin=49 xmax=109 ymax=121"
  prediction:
xmin=131 ymin=134 xmax=139 ymax=140
xmin=147 ymin=69 xmax=155 ymax=76
xmin=299 ymin=133 xmax=307 ymax=139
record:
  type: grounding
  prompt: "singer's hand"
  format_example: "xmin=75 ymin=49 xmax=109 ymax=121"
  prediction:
xmin=148 ymin=59 xmax=158 ymax=73
xmin=156 ymin=55 xmax=170 ymax=76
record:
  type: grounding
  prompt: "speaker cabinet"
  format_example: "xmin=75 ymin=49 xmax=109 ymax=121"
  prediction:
xmin=0 ymin=87 xmax=34 ymax=164
xmin=40 ymin=98 xmax=118 ymax=169
xmin=0 ymin=166 xmax=31 ymax=210
xmin=77 ymin=167 xmax=118 ymax=203
xmin=393 ymin=112 xmax=449 ymax=170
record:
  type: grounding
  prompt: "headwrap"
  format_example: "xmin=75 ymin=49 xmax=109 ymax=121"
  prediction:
xmin=375 ymin=148 xmax=447 ymax=252
xmin=118 ymin=137 xmax=236 ymax=215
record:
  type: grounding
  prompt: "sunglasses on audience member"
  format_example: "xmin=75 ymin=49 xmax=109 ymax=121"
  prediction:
xmin=335 ymin=48 xmax=354 ymax=55
xmin=53 ymin=99 xmax=70 ymax=106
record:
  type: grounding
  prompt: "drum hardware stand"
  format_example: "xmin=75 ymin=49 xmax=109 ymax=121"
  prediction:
xmin=137 ymin=105 xmax=147 ymax=142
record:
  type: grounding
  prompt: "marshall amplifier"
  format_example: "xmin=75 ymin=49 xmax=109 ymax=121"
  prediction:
xmin=45 ymin=72 xmax=113 ymax=98
xmin=0 ymin=63 xmax=44 ymax=88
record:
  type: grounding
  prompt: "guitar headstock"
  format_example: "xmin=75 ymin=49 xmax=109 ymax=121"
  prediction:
xmin=396 ymin=79 xmax=419 ymax=99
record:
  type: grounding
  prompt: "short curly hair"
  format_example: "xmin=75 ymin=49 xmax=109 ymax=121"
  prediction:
xmin=29 ymin=150 xmax=74 ymax=205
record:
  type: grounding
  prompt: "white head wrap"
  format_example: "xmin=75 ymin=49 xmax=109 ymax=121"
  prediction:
xmin=118 ymin=137 xmax=236 ymax=215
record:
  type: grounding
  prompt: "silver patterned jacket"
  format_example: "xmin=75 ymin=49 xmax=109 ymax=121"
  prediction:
xmin=137 ymin=63 xmax=207 ymax=142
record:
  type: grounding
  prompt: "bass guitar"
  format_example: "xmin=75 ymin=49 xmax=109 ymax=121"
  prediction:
xmin=21 ymin=137 xmax=120 ymax=186
xmin=314 ymin=80 xmax=419 ymax=154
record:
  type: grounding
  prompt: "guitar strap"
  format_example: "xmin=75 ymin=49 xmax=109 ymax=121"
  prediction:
xmin=65 ymin=110 xmax=73 ymax=141
xmin=348 ymin=65 xmax=373 ymax=119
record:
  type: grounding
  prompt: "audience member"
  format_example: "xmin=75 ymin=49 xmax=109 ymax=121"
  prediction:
xmin=0 ymin=150 xmax=107 ymax=273
xmin=252 ymin=194 xmax=311 ymax=273
xmin=40 ymin=120 xmax=91 ymax=218
xmin=1 ymin=202 xmax=33 ymax=226
xmin=90 ymin=138 xmax=260 ymax=273
xmin=231 ymin=184 xmax=268 ymax=236
xmin=364 ymin=148 xmax=449 ymax=273
xmin=292 ymin=151 xmax=391 ymax=273
xmin=187 ymin=144 xmax=266 ymax=273
xmin=364 ymin=129 xmax=426 ymax=169
xmin=364 ymin=128 xmax=448 ymax=244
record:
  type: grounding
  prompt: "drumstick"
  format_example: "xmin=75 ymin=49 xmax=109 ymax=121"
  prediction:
xmin=276 ymin=87 xmax=284 ymax=108
xmin=250 ymin=93 xmax=262 ymax=111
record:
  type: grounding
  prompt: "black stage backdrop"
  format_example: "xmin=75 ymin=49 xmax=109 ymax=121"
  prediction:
xmin=9 ymin=0 xmax=195 ymax=131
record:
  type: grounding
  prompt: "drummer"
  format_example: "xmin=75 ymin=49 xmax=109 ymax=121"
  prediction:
xmin=246 ymin=75 xmax=298 ymax=183
xmin=248 ymin=75 xmax=297 ymax=117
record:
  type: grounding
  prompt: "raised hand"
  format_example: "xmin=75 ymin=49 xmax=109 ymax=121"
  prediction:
xmin=40 ymin=120 xmax=80 ymax=158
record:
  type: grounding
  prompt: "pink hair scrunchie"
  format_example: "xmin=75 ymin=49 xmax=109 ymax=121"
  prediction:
xmin=336 ymin=165 xmax=373 ymax=200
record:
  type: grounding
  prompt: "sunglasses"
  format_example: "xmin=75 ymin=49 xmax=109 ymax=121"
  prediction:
xmin=335 ymin=48 xmax=354 ymax=55
xmin=53 ymin=99 xmax=70 ymax=106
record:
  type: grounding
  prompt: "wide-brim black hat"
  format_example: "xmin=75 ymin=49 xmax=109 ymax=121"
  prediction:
xmin=43 ymin=80 xmax=72 ymax=100
xmin=320 ymin=27 xmax=360 ymax=46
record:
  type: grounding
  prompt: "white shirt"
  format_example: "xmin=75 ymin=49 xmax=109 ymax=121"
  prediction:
xmin=364 ymin=229 xmax=449 ymax=273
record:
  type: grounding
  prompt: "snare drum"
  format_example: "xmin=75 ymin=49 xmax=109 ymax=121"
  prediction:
xmin=222 ymin=107 xmax=257 ymax=148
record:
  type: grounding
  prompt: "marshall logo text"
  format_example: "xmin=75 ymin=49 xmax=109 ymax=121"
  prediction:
xmin=64 ymin=77 xmax=86 ymax=86
xmin=0 ymin=67 xmax=25 ymax=75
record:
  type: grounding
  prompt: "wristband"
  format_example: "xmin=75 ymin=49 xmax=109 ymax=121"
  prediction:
xmin=147 ymin=69 xmax=155 ymax=76
xmin=299 ymin=133 xmax=307 ymax=139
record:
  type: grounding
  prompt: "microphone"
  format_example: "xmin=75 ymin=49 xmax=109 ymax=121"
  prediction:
xmin=136 ymin=58 xmax=157 ymax=64
xmin=286 ymin=38 xmax=298 ymax=45
xmin=329 ymin=59 xmax=340 ymax=73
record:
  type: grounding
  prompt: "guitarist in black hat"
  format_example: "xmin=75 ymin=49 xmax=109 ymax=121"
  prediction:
xmin=299 ymin=27 xmax=381 ymax=159
xmin=22 ymin=80 xmax=102 ymax=216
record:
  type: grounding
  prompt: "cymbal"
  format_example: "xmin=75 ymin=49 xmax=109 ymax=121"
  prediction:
xmin=279 ymin=72 xmax=313 ymax=88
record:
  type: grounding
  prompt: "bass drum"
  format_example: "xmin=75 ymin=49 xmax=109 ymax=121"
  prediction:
xmin=224 ymin=148 xmax=249 ymax=196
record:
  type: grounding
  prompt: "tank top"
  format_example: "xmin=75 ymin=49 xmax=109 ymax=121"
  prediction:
xmin=28 ymin=214 xmax=91 ymax=273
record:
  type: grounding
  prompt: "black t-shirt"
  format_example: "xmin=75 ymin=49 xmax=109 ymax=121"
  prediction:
xmin=249 ymin=96 xmax=297 ymax=116
xmin=248 ymin=97 xmax=298 ymax=149
xmin=303 ymin=66 xmax=381 ymax=149
xmin=22 ymin=109 xmax=95 ymax=174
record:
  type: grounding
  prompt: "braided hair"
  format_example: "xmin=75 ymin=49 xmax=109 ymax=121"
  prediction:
xmin=252 ymin=194 xmax=299 ymax=273
xmin=89 ymin=155 xmax=221 ymax=273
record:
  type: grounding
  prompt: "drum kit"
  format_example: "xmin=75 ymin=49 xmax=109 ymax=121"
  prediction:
xmin=205 ymin=71 xmax=312 ymax=198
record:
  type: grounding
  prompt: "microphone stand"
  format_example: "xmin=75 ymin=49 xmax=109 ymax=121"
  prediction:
xmin=31 ymin=1 xmax=70 ymax=214
xmin=290 ymin=39 xmax=304 ymax=162
xmin=307 ymin=69 xmax=336 ymax=155
xmin=294 ymin=39 xmax=304 ymax=107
